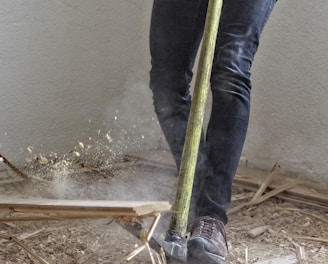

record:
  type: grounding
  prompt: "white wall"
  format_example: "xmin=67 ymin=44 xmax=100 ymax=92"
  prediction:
xmin=0 ymin=1 xmax=327 ymax=182
xmin=243 ymin=0 xmax=328 ymax=182
xmin=0 ymin=1 xmax=160 ymax=165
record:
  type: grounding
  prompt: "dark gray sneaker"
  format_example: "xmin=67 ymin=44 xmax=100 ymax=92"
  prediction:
xmin=187 ymin=216 xmax=228 ymax=264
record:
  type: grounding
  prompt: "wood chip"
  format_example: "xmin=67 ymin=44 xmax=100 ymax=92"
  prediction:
xmin=295 ymin=236 xmax=328 ymax=244
xmin=248 ymin=225 xmax=270 ymax=238
xmin=253 ymin=254 xmax=297 ymax=264
xmin=295 ymin=245 xmax=306 ymax=262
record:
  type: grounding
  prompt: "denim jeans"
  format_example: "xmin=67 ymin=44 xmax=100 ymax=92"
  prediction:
xmin=149 ymin=0 xmax=276 ymax=224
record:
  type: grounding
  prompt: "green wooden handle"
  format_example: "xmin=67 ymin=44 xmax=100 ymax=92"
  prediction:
xmin=169 ymin=0 xmax=223 ymax=236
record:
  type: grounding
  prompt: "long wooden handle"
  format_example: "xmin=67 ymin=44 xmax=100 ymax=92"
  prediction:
xmin=169 ymin=0 xmax=223 ymax=235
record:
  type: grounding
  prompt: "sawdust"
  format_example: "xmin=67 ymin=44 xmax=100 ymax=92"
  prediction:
xmin=0 ymin=150 xmax=327 ymax=264
xmin=226 ymin=195 xmax=328 ymax=263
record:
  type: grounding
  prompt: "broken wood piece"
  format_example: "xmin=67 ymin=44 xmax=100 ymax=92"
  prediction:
xmin=121 ymin=213 xmax=163 ymax=262
xmin=160 ymin=247 xmax=167 ymax=264
xmin=251 ymin=162 xmax=278 ymax=203
xmin=245 ymin=247 xmax=248 ymax=264
xmin=276 ymin=195 xmax=328 ymax=211
xmin=17 ymin=229 xmax=43 ymax=240
xmin=0 ymin=233 xmax=50 ymax=264
xmin=146 ymin=242 xmax=156 ymax=264
xmin=255 ymin=178 xmax=301 ymax=204
xmin=146 ymin=213 xmax=161 ymax=242
xmin=303 ymin=212 xmax=328 ymax=224
xmin=125 ymin=244 xmax=146 ymax=261
xmin=231 ymin=192 xmax=255 ymax=202
xmin=283 ymin=208 xmax=328 ymax=224
xmin=283 ymin=234 xmax=306 ymax=263
xmin=295 ymin=236 xmax=328 ymax=244
xmin=155 ymin=253 xmax=161 ymax=264
xmin=0 ymin=153 xmax=29 ymax=179
xmin=227 ymin=203 xmax=248 ymax=215
xmin=11 ymin=235 xmax=51 ymax=264
xmin=228 ymin=178 xmax=300 ymax=215
xmin=0 ymin=233 xmax=11 ymax=240
xmin=295 ymin=245 xmax=306 ymax=263
xmin=234 ymin=167 xmax=328 ymax=211
xmin=247 ymin=225 xmax=270 ymax=238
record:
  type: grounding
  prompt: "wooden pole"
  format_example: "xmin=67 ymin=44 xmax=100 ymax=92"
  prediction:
xmin=169 ymin=0 xmax=223 ymax=235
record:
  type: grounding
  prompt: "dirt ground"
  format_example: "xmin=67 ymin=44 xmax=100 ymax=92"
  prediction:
xmin=0 ymin=150 xmax=327 ymax=264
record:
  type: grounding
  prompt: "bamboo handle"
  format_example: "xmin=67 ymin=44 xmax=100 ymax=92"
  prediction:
xmin=169 ymin=0 xmax=223 ymax=235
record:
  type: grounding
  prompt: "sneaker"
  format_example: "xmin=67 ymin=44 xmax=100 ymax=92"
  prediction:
xmin=187 ymin=216 xmax=228 ymax=264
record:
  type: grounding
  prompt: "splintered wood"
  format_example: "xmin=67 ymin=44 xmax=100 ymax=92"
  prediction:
xmin=228 ymin=163 xmax=302 ymax=215
xmin=232 ymin=165 xmax=328 ymax=212
xmin=0 ymin=233 xmax=50 ymax=264
xmin=0 ymin=153 xmax=29 ymax=179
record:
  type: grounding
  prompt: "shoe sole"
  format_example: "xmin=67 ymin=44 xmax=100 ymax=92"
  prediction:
xmin=187 ymin=238 xmax=225 ymax=264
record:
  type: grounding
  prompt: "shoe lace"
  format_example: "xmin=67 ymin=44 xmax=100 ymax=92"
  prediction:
xmin=189 ymin=216 xmax=228 ymax=249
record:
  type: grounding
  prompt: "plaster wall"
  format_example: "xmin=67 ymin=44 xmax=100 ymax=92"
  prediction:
xmin=0 ymin=1 xmax=157 ymax=164
xmin=0 ymin=1 xmax=327 ymax=182
xmin=243 ymin=0 xmax=328 ymax=182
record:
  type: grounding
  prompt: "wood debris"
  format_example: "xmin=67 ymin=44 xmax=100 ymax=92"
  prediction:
xmin=247 ymin=225 xmax=270 ymax=238
xmin=1 ymin=150 xmax=327 ymax=263
xmin=295 ymin=236 xmax=328 ymax=244
xmin=234 ymin=166 xmax=328 ymax=211
xmin=228 ymin=163 xmax=301 ymax=215
xmin=0 ymin=233 xmax=50 ymax=264
xmin=295 ymin=245 xmax=306 ymax=263
xmin=0 ymin=153 xmax=29 ymax=179
xmin=253 ymin=254 xmax=298 ymax=264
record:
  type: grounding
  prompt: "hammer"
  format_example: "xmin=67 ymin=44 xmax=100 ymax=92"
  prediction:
xmin=154 ymin=0 xmax=223 ymax=261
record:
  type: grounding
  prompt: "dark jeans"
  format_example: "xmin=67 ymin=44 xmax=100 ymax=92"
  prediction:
xmin=149 ymin=0 xmax=276 ymax=224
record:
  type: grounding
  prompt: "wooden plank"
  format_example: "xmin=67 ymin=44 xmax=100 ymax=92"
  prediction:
xmin=0 ymin=198 xmax=171 ymax=217
xmin=0 ymin=197 xmax=170 ymax=263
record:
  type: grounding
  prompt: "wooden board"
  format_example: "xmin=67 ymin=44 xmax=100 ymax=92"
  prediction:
xmin=0 ymin=198 xmax=170 ymax=263
xmin=0 ymin=198 xmax=171 ymax=217
xmin=234 ymin=167 xmax=328 ymax=211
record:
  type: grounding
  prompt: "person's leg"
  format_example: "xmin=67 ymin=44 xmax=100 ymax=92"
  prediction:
xmin=195 ymin=0 xmax=276 ymax=225
xmin=188 ymin=1 xmax=276 ymax=263
xmin=149 ymin=0 xmax=208 ymax=172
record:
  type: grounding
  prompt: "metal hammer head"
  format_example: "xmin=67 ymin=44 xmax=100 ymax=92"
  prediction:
xmin=153 ymin=230 xmax=187 ymax=263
